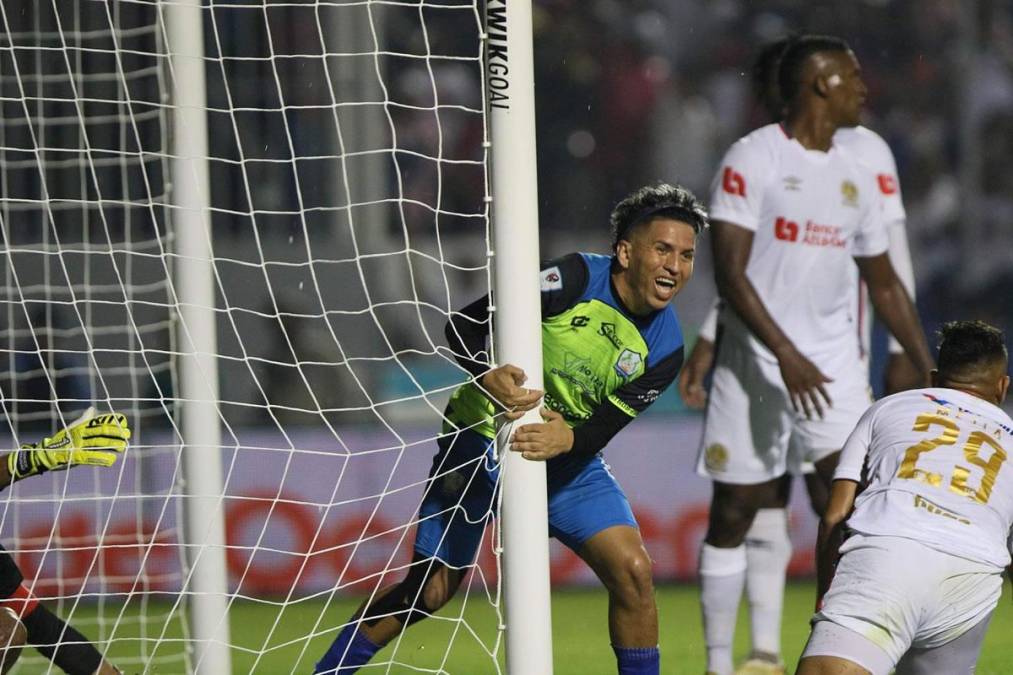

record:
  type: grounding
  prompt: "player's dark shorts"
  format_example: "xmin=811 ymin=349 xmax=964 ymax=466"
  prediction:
xmin=414 ymin=427 xmax=637 ymax=567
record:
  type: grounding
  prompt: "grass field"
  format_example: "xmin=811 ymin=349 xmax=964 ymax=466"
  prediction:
xmin=45 ymin=580 xmax=1013 ymax=673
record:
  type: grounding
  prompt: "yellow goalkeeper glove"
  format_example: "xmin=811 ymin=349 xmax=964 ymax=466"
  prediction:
xmin=8 ymin=408 xmax=132 ymax=481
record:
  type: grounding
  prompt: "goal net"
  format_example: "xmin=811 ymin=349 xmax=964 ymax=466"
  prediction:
xmin=0 ymin=0 xmax=536 ymax=673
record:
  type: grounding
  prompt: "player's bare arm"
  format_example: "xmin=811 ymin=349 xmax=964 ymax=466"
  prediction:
xmin=853 ymin=253 xmax=933 ymax=384
xmin=678 ymin=335 xmax=714 ymax=410
xmin=712 ymin=219 xmax=832 ymax=419
xmin=509 ymin=407 xmax=574 ymax=461
xmin=815 ymin=479 xmax=857 ymax=608
xmin=479 ymin=364 xmax=543 ymax=420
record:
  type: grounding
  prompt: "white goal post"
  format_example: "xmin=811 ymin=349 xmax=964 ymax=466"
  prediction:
xmin=485 ymin=1 xmax=554 ymax=673
xmin=0 ymin=0 xmax=551 ymax=672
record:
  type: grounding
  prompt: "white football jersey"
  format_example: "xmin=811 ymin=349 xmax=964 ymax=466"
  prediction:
xmin=709 ymin=123 xmax=889 ymax=362
xmin=837 ymin=388 xmax=1013 ymax=569
xmin=836 ymin=126 xmax=915 ymax=357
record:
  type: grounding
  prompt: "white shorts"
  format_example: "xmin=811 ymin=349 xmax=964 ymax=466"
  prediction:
xmin=695 ymin=336 xmax=872 ymax=484
xmin=810 ymin=534 xmax=1001 ymax=668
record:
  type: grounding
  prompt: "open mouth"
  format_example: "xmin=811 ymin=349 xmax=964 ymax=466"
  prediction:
xmin=655 ymin=277 xmax=677 ymax=292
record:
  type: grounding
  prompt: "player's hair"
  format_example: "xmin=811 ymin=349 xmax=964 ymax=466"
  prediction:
xmin=778 ymin=34 xmax=851 ymax=104
xmin=751 ymin=37 xmax=792 ymax=99
xmin=937 ymin=320 xmax=1008 ymax=379
xmin=609 ymin=182 xmax=708 ymax=251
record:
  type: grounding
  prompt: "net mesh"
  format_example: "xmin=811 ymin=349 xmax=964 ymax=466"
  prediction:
xmin=0 ymin=0 xmax=501 ymax=672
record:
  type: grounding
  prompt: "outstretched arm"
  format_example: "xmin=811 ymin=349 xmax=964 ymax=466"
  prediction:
xmin=2 ymin=409 xmax=131 ymax=491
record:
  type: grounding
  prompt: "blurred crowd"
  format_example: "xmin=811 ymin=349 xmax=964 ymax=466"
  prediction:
xmin=4 ymin=1 xmax=1011 ymax=427
xmin=258 ymin=0 xmax=1010 ymax=354
xmin=526 ymin=0 xmax=1012 ymax=338
xmin=201 ymin=0 xmax=1013 ymax=420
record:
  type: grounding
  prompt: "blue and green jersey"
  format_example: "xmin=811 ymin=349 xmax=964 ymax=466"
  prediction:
xmin=444 ymin=253 xmax=684 ymax=469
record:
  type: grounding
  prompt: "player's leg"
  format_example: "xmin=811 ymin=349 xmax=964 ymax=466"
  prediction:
xmin=550 ymin=458 xmax=658 ymax=674
xmin=695 ymin=339 xmax=794 ymax=675
xmin=740 ymin=474 xmax=792 ymax=675
xmin=0 ymin=607 xmax=25 ymax=674
xmin=314 ymin=428 xmax=495 ymax=674
xmin=581 ymin=528 xmax=658 ymax=659
xmin=703 ymin=479 xmax=785 ymax=675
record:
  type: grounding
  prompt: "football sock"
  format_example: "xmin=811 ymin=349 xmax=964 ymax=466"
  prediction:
xmin=612 ymin=645 xmax=660 ymax=675
xmin=745 ymin=508 xmax=791 ymax=658
xmin=699 ymin=542 xmax=747 ymax=675
xmin=314 ymin=625 xmax=381 ymax=674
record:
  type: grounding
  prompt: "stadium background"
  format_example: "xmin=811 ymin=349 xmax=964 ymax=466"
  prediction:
xmin=1 ymin=0 xmax=1012 ymax=672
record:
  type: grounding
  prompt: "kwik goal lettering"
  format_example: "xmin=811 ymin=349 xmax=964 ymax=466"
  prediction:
xmin=486 ymin=0 xmax=509 ymax=109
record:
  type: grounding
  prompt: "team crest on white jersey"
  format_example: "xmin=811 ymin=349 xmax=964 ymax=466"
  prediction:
xmin=540 ymin=266 xmax=563 ymax=291
xmin=782 ymin=175 xmax=803 ymax=191
xmin=614 ymin=348 xmax=642 ymax=378
xmin=841 ymin=180 xmax=859 ymax=208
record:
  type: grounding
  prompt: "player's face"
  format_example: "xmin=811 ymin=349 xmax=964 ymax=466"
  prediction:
xmin=826 ymin=50 xmax=867 ymax=127
xmin=615 ymin=218 xmax=696 ymax=315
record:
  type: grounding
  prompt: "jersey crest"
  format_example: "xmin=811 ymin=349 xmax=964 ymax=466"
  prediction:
xmin=614 ymin=348 xmax=643 ymax=379
xmin=841 ymin=180 xmax=859 ymax=208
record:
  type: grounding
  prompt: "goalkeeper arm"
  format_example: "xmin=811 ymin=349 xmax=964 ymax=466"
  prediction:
xmin=1 ymin=408 xmax=131 ymax=489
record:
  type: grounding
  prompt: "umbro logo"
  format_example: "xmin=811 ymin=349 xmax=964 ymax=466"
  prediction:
xmin=782 ymin=175 xmax=803 ymax=191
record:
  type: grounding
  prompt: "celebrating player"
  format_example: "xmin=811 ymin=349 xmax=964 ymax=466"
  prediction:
xmin=798 ymin=320 xmax=1011 ymax=675
xmin=313 ymin=183 xmax=707 ymax=675
xmin=678 ymin=36 xmax=920 ymax=674
xmin=694 ymin=35 xmax=935 ymax=675
xmin=0 ymin=408 xmax=130 ymax=675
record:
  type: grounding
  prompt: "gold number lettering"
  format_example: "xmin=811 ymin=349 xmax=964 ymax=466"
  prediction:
xmin=950 ymin=432 xmax=1007 ymax=504
xmin=897 ymin=413 xmax=1008 ymax=504
xmin=897 ymin=414 xmax=959 ymax=487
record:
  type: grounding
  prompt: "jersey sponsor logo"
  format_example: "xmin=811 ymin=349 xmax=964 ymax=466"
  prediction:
xmin=913 ymin=494 xmax=971 ymax=525
xmin=774 ymin=217 xmax=798 ymax=242
xmin=773 ymin=217 xmax=846 ymax=248
xmin=552 ymin=351 xmax=605 ymax=396
xmin=801 ymin=221 xmax=846 ymax=248
xmin=782 ymin=175 xmax=803 ymax=191
xmin=570 ymin=315 xmax=590 ymax=328
xmin=598 ymin=322 xmax=623 ymax=348
xmin=540 ymin=266 xmax=563 ymax=291
xmin=877 ymin=173 xmax=898 ymax=195
xmin=841 ymin=180 xmax=859 ymax=208
xmin=614 ymin=348 xmax=643 ymax=378
xmin=544 ymin=392 xmax=589 ymax=422
xmin=721 ymin=167 xmax=746 ymax=197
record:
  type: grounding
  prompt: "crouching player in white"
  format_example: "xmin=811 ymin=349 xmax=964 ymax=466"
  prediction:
xmin=798 ymin=320 xmax=1012 ymax=675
